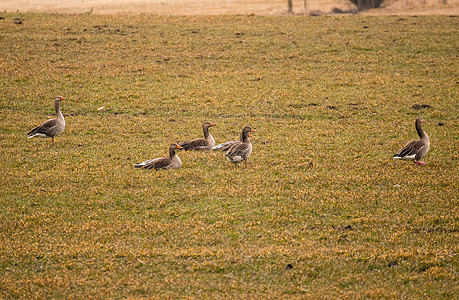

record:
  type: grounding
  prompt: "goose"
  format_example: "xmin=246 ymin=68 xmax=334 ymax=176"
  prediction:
xmin=134 ymin=144 xmax=183 ymax=170
xmin=393 ymin=117 xmax=430 ymax=165
xmin=225 ymin=126 xmax=255 ymax=167
xmin=28 ymin=96 xmax=66 ymax=144
xmin=179 ymin=121 xmax=216 ymax=151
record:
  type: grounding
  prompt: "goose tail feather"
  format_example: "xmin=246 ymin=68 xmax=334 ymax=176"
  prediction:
xmin=212 ymin=140 xmax=237 ymax=150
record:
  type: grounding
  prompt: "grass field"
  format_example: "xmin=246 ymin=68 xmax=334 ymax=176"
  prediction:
xmin=0 ymin=13 xmax=458 ymax=298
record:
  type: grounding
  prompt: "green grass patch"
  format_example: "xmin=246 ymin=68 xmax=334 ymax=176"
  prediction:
xmin=0 ymin=13 xmax=458 ymax=298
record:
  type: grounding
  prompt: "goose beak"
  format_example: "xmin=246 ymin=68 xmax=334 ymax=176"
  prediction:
xmin=176 ymin=145 xmax=183 ymax=149
xmin=210 ymin=123 xmax=216 ymax=126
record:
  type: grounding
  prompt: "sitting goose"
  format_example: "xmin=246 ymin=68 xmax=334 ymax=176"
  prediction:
xmin=134 ymin=144 xmax=183 ymax=170
xmin=225 ymin=126 xmax=255 ymax=167
xmin=393 ymin=117 xmax=430 ymax=165
xmin=179 ymin=121 xmax=216 ymax=151
xmin=28 ymin=96 xmax=66 ymax=144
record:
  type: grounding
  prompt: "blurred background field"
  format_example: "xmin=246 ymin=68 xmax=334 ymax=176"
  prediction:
xmin=0 ymin=11 xmax=458 ymax=299
xmin=1 ymin=0 xmax=458 ymax=15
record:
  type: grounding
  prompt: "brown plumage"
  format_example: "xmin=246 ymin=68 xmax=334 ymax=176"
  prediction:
xmin=179 ymin=122 xmax=216 ymax=151
xmin=134 ymin=144 xmax=183 ymax=170
xmin=28 ymin=96 xmax=66 ymax=144
xmin=225 ymin=126 xmax=255 ymax=166
xmin=393 ymin=117 xmax=430 ymax=165
xmin=212 ymin=140 xmax=240 ymax=151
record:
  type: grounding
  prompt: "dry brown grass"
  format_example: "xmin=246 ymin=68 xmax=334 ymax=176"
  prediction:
xmin=0 ymin=13 xmax=458 ymax=298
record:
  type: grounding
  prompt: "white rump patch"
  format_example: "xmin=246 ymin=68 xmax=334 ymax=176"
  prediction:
xmin=28 ymin=133 xmax=48 ymax=138
xmin=393 ymin=155 xmax=415 ymax=161
xmin=227 ymin=156 xmax=243 ymax=163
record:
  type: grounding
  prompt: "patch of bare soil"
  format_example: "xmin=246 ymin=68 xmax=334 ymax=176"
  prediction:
xmin=0 ymin=0 xmax=457 ymax=15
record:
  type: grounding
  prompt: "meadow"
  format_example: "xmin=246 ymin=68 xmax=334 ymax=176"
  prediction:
xmin=0 ymin=13 xmax=458 ymax=298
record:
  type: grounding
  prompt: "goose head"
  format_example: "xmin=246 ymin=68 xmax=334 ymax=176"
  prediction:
xmin=203 ymin=121 xmax=216 ymax=130
xmin=241 ymin=126 xmax=255 ymax=140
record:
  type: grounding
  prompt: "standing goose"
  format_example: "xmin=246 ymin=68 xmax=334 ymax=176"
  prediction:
xmin=393 ymin=117 xmax=430 ymax=165
xmin=134 ymin=144 xmax=183 ymax=170
xmin=179 ymin=122 xmax=216 ymax=151
xmin=225 ymin=126 xmax=255 ymax=167
xmin=28 ymin=96 xmax=66 ymax=144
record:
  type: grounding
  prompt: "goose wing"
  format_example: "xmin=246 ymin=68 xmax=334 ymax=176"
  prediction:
xmin=394 ymin=140 xmax=424 ymax=158
xmin=28 ymin=118 xmax=58 ymax=136
xmin=226 ymin=142 xmax=251 ymax=158
xmin=179 ymin=138 xmax=208 ymax=151
xmin=212 ymin=140 xmax=240 ymax=151
xmin=134 ymin=157 xmax=171 ymax=170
